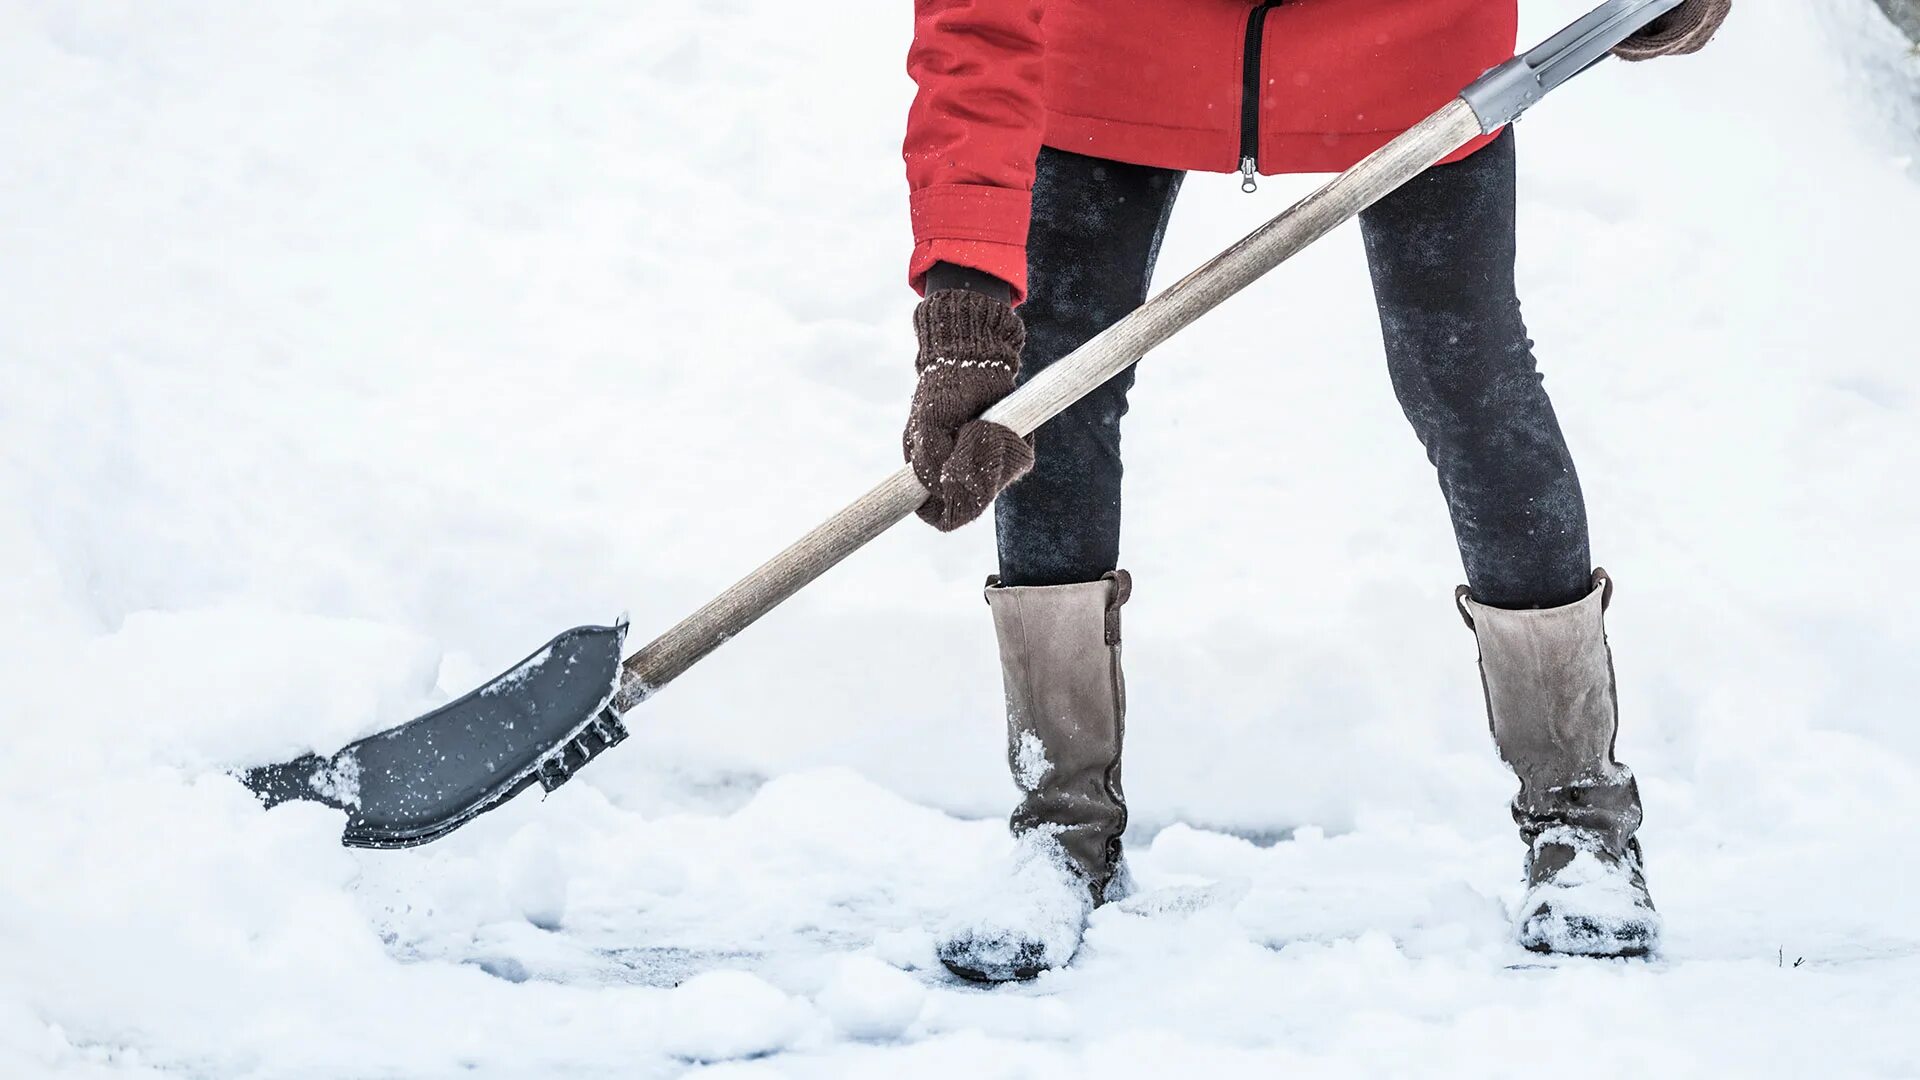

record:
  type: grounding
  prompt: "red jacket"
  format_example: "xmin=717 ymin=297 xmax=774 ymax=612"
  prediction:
xmin=905 ymin=0 xmax=1519 ymax=301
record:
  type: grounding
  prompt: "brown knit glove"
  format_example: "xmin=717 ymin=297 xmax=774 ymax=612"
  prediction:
xmin=903 ymin=290 xmax=1034 ymax=532
xmin=1613 ymin=0 xmax=1730 ymax=61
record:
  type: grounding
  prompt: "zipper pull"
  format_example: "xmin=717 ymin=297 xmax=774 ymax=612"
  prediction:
xmin=1239 ymin=156 xmax=1258 ymax=194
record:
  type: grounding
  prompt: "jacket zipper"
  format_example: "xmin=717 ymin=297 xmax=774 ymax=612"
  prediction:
xmin=1239 ymin=0 xmax=1285 ymax=192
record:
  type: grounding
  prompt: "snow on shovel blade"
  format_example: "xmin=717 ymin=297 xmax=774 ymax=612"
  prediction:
xmin=239 ymin=622 xmax=629 ymax=849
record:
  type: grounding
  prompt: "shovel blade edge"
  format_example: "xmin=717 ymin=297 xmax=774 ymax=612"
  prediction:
xmin=239 ymin=622 xmax=630 ymax=849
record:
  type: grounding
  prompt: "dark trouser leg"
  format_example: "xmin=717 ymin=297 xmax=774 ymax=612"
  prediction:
xmin=1358 ymin=128 xmax=1592 ymax=610
xmin=994 ymin=148 xmax=1183 ymax=588
xmin=1371 ymin=131 xmax=1654 ymax=956
xmin=946 ymin=150 xmax=1179 ymax=984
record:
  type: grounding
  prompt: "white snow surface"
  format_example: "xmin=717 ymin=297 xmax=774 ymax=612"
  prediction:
xmin=3 ymin=1 xmax=1918 ymax=1076
xmin=661 ymin=971 xmax=812 ymax=1063
xmin=816 ymin=955 xmax=927 ymax=1042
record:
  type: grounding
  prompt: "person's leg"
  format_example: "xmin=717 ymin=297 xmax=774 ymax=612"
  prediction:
xmin=940 ymin=148 xmax=1181 ymax=984
xmin=1358 ymin=126 xmax=1590 ymax=610
xmin=994 ymin=147 xmax=1183 ymax=587
xmin=1361 ymin=128 xmax=1657 ymax=958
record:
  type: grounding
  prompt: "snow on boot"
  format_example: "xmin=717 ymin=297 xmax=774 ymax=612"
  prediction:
xmin=1517 ymin=825 xmax=1659 ymax=958
xmin=936 ymin=830 xmax=1098 ymax=982
xmin=1457 ymin=569 xmax=1661 ymax=959
xmin=937 ymin=572 xmax=1131 ymax=983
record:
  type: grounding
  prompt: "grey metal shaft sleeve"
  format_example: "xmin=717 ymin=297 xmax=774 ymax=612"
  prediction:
xmin=1461 ymin=0 xmax=1685 ymax=133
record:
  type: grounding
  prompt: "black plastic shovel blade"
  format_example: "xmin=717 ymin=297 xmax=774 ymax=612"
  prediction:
xmin=240 ymin=623 xmax=630 ymax=849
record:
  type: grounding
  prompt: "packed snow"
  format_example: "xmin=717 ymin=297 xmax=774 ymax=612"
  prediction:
xmin=815 ymin=955 xmax=927 ymax=1041
xmin=3 ymin=1 xmax=1918 ymax=1076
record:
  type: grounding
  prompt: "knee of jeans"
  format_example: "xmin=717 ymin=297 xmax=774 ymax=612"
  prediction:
xmin=1413 ymin=390 xmax=1574 ymax=484
xmin=1379 ymin=294 xmax=1528 ymax=358
xmin=1391 ymin=332 xmax=1542 ymax=417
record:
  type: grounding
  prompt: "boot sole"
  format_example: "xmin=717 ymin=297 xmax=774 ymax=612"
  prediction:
xmin=938 ymin=938 xmax=1053 ymax=984
xmin=940 ymin=957 xmax=1046 ymax=984
xmin=1523 ymin=939 xmax=1653 ymax=960
xmin=1520 ymin=910 xmax=1659 ymax=959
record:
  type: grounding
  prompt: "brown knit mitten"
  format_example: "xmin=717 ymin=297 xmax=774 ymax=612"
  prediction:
xmin=1613 ymin=0 xmax=1730 ymax=61
xmin=904 ymin=289 xmax=1034 ymax=532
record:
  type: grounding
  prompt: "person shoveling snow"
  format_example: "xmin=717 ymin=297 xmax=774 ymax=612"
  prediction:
xmin=899 ymin=0 xmax=1727 ymax=980
xmin=238 ymin=0 xmax=1730 ymax=981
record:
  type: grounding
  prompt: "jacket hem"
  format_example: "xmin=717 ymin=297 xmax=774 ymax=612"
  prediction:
xmin=1044 ymin=110 xmax=1501 ymax=176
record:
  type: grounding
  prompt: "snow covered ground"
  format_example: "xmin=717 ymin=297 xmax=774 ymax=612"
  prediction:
xmin=4 ymin=1 xmax=1918 ymax=1076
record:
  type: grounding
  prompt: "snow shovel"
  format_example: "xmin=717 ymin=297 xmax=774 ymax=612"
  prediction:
xmin=241 ymin=0 xmax=1687 ymax=848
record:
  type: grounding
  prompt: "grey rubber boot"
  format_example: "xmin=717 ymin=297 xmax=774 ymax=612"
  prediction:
xmin=1458 ymin=569 xmax=1661 ymax=958
xmin=937 ymin=571 xmax=1130 ymax=983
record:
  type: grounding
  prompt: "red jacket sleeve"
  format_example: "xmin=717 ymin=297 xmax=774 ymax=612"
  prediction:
xmin=904 ymin=0 xmax=1046 ymax=304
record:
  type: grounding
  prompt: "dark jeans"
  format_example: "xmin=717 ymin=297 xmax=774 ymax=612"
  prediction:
xmin=995 ymin=128 xmax=1593 ymax=609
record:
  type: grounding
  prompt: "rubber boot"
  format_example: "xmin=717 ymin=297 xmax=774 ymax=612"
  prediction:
xmin=937 ymin=571 xmax=1131 ymax=982
xmin=1458 ymin=569 xmax=1661 ymax=958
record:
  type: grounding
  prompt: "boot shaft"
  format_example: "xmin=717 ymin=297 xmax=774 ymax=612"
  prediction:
xmin=985 ymin=570 xmax=1130 ymax=900
xmin=1458 ymin=569 xmax=1643 ymax=854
